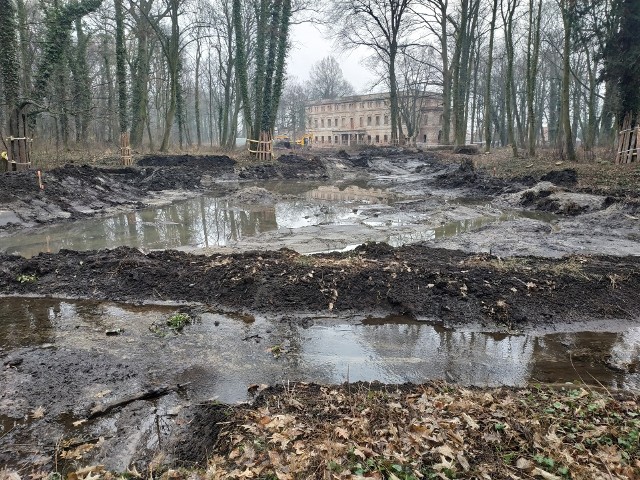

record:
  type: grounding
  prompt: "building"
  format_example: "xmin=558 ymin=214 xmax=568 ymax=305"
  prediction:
xmin=305 ymin=92 xmax=446 ymax=147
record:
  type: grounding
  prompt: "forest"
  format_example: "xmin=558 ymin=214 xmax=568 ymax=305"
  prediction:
xmin=0 ymin=0 xmax=639 ymax=160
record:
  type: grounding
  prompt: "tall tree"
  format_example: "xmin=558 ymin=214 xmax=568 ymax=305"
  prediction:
xmin=602 ymin=0 xmax=640 ymax=130
xmin=483 ymin=0 xmax=498 ymax=152
xmin=234 ymin=0 xmax=293 ymax=149
xmin=306 ymin=56 xmax=354 ymax=100
xmin=114 ymin=0 xmax=127 ymax=134
xmin=559 ymin=0 xmax=576 ymax=161
xmin=526 ymin=0 xmax=542 ymax=156
xmin=328 ymin=0 xmax=415 ymax=144
xmin=0 ymin=0 xmax=20 ymax=138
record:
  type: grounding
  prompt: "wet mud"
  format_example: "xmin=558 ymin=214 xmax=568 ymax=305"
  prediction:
xmin=0 ymin=244 xmax=639 ymax=326
xmin=1 ymin=149 xmax=639 ymax=473
xmin=1 ymin=298 xmax=638 ymax=472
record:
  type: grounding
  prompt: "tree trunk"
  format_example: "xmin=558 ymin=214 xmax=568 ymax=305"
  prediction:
xmin=114 ymin=0 xmax=128 ymax=134
xmin=560 ymin=0 xmax=576 ymax=161
xmin=526 ymin=0 xmax=542 ymax=156
xmin=484 ymin=0 xmax=498 ymax=152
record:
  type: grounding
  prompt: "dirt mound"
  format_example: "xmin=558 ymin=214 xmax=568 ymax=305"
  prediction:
xmin=453 ymin=145 xmax=479 ymax=155
xmin=137 ymin=155 xmax=236 ymax=169
xmin=238 ymin=155 xmax=327 ymax=180
xmin=1 ymin=245 xmax=638 ymax=327
xmin=518 ymin=182 xmax=607 ymax=215
xmin=540 ymin=169 xmax=578 ymax=187
xmin=228 ymin=186 xmax=278 ymax=204
xmin=165 ymin=403 xmax=229 ymax=467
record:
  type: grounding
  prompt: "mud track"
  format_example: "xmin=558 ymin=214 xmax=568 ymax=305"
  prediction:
xmin=1 ymin=244 xmax=638 ymax=327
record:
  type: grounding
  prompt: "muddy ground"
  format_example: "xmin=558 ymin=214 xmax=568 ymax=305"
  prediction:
xmin=0 ymin=148 xmax=639 ymax=474
xmin=1 ymin=244 xmax=639 ymax=326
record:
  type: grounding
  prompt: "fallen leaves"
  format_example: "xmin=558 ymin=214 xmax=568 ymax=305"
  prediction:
xmin=205 ymin=383 xmax=639 ymax=479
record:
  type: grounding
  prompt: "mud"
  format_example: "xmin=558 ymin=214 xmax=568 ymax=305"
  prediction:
xmin=1 ymin=149 xmax=639 ymax=473
xmin=0 ymin=244 xmax=638 ymax=326
xmin=1 ymin=298 xmax=638 ymax=472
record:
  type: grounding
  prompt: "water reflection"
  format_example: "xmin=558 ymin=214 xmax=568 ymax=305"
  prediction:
xmin=305 ymin=185 xmax=394 ymax=204
xmin=0 ymin=196 xmax=360 ymax=258
xmin=1 ymin=298 xmax=638 ymax=401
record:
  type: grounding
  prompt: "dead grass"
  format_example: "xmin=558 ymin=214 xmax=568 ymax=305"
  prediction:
xmin=438 ymin=147 xmax=640 ymax=194
xmin=463 ymin=254 xmax=592 ymax=280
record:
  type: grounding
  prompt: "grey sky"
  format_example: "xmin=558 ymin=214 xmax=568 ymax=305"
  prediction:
xmin=287 ymin=23 xmax=377 ymax=93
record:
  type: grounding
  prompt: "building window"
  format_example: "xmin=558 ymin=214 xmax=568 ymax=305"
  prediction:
xmin=315 ymin=136 xmax=318 ymax=142
xmin=376 ymin=101 xmax=381 ymax=107
xmin=384 ymin=134 xmax=388 ymax=143
xmin=335 ymin=118 xmax=338 ymax=126
xmin=321 ymin=106 xmax=325 ymax=112
xmin=328 ymin=136 xmax=332 ymax=144
xmin=308 ymin=119 xmax=312 ymax=128
xmin=367 ymin=116 xmax=372 ymax=126
xmin=314 ymin=119 xmax=318 ymax=128
xmin=360 ymin=102 xmax=365 ymax=108
xmin=376 ymin=116 xmax=380 ymax=126
xmin=367 ymin=135 xmax=372 ymax=143
xmin=321 ymin=136 xmax=325 ymax=143
xmin=360 ymin=117 xmax=364 ymax=127
xmin=342 ymin=117 xmax=346 ymax=127
xmin=335 ymin=136 xmax=338 ymax=144
xmin=375 ymin=135 xmax=380 ymax=143
xmin=384 ymin=115 xmax=389 ymax=125
xmin=439 ymin=114 xmax=444 ymax=125
xmin=368 ymin=101 xmax=373 ymax=108
xmin=328 ymin=118 xmax=332 ymax=127
xmin=321 ymin=119 xmax=325 ymax=128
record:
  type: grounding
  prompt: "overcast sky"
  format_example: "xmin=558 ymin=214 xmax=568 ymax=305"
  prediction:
xmin=287 ymin=23 xmax=378 ymax=94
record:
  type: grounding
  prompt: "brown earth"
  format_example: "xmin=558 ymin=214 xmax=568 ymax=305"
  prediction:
xmin=1 ymin=244 xmax=638 ymax=328
xmin=1 ymin=148 xmax=639 ymax=477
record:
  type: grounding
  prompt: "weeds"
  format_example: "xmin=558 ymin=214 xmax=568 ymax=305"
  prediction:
xmin=166 ymin=313 xmax=191 ymax=331
xmin=16 ymin=273 xmax=37 ymax=283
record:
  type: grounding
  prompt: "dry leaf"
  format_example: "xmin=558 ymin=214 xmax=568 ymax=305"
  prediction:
xmin=462 ymin=412 xmax=479 ymax=430
xmin=516 ymin=458 xmax=533 ymax=470
xmin=31 ymin=406 xmax=45 ymax=419
xmin=72 ymin=419 xmax=88 ymax=427
xmin=335 ymin=427 xmax=349 ymax=439
xmin=532 ymin=467 xmax=561 ymax=480
xmin=435 ymin=444 xmax=455 ymax=459
xmin=457 ymin=452 xmax=470 ymax=471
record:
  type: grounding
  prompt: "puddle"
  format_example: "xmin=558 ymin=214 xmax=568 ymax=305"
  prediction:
xmin=1 ymin=298 xmax=638 ymax=470
xmin=1 ymin=298 xmax=638 ymax=404
xmin=0 ymin=181 xmax=556 ymax=258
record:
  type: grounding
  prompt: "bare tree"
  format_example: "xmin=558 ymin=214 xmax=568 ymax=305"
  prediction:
xmin=327 ymin=0 xmax=416 ymax=144
xmin=306 ymin=56 xmax=354 ymax=100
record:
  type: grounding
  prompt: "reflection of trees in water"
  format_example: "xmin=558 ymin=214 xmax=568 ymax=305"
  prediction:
xmin=96 ymin=198 xmax=278 ymax=249
xmin=531 ymin=331 xmax=638 ymax=389
xmin=306 ymin=185 xmax=393 ymax=204
xmin=0 ymin=298 xmax=63 ymax=349
xmin=352 ymin=323 xmax=535 ymax=386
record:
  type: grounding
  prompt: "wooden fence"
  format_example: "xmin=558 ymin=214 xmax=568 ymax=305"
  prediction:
xmin=247 ymin=132 xmax=273 ymax=161
xmin=616 ymin=114 xmax=639 ymax=164
xmin=2 ymin=136 xmax=32 ymax=172
xmin=121 ymin=132 xmax=133 ymax=165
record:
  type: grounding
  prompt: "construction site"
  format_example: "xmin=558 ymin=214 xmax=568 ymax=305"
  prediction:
xmin=0 ymin=145 xmax=638 ymax=477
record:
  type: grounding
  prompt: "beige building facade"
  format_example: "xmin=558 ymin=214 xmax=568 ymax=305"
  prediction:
xmin=305 ymin=92 xmax=446 ymax=147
